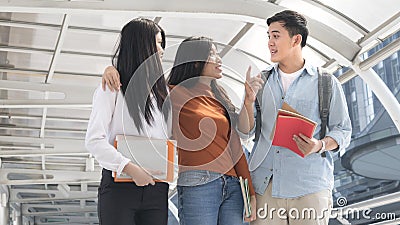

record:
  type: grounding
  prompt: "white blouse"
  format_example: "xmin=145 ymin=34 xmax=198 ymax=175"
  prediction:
xmin=85 ymin=85 xmax=171 ymax=175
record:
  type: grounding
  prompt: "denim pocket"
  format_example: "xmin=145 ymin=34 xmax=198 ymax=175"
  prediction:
xmin=178 ymin=170 xmax=222 ymax=187
xmin=178 ymin=172 xmax=209 ymax=186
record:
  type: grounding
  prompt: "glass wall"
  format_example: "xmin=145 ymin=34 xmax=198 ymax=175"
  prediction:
xmin=339 ymin=30 xmax=400 ymax=137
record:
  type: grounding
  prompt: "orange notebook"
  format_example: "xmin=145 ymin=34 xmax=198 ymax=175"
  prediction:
xmin=113 ymin=135 xmax=177 ymax=183
xmin=271 ymin=104 xmax=317 ymax=157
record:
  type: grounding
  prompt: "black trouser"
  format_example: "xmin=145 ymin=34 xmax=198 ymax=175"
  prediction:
xmin=98 ymin=169 xmax=169 ymax=225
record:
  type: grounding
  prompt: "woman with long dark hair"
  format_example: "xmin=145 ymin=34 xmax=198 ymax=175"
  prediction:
xmin=101 ymin=36 xmax=262 ymax=224
xmin=168 ymin=36 xmax=256 ymax=225
xmin=85 ymin=18 xmax=170 ymax=225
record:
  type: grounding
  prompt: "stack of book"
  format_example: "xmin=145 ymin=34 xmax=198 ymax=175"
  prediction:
xmin=239 ymin=176 xmax=251 ymax=218
xmin=271 ymin=103 xmax=317 ymax=157
xmin=113 ymin=135 xmax=178 ymax=183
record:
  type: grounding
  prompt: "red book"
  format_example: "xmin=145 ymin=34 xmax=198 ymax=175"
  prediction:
xmin=271 ymin=109 xmax=317 ymax=157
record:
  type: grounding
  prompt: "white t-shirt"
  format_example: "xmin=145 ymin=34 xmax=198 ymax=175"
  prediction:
xmin=279 ymin=66 xmax=305 ymax=93
xmin=85 ymin=85 xmax=171 ymax=175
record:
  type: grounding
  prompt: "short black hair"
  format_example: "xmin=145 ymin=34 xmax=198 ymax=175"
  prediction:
xmin=267 ymin=10 xmax=308 ymax=48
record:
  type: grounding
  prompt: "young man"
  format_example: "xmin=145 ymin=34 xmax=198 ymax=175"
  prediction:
xmin=238 ymin=10 xmax=352 ymax=225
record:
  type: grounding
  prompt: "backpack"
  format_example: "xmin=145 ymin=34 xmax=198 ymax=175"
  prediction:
xmin=253 ymin=67 xmax=333 ymax=157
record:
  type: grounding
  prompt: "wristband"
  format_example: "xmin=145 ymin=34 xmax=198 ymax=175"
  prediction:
xmin=317 ymin=140 xmax=326 ymax=154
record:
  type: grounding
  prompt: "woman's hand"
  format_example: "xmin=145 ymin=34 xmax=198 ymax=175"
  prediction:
xmin=244 ymin=66 xmax=264 ymax=106
xmin=102 ymin=66 xmax=121 ymax=92
xmin=123 ymin=162 xmax=155 ymax=186
xmin=244 ymin=195 xmax=257 ymax=222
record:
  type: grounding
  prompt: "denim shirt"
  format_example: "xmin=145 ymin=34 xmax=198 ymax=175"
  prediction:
xmin=238 ymin=63 xmax=352 ymax=198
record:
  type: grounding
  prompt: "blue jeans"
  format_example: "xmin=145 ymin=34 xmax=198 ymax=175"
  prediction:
xmin=177 ymin=170 xmax=247 ymax=225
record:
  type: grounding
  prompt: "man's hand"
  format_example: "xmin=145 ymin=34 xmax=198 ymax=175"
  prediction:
xmin=102 ymin=66 xmax=121 ymax=92
xmin=293 ymin=133 xmax=322 ymax=157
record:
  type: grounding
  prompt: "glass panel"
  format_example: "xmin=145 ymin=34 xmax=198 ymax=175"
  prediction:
xmin=63 ymin=30 xmax=118 ymax=56
xmin=69 ymin=13 xmax=154 ymax=31
xmin=2 ymin=90 xmax=65 ymax=100
xmin=279 ymin=0 xmax=362 ymax=41
xmin=303 ymin=46 xmax=327 ymax=67
xmin=5 ymin=51 xmax=52 ymax=70
xmin=55 ymin=53 xmax=109 ymax=75
xmin=318 ymin=0 xmax=400 ymax=31
xmin=11 ymin=12 xmax=63 ymax=25
xmin=159 ymin=17 xmax=245 ymax=44
xmin=6 ymin=26 xmax=59 ymax=49
xmin=236 ymin=25 xmax=270 ymax=67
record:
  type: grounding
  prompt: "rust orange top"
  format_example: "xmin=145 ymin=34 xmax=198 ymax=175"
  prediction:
xmin=169 ymin=82 xmax=255 ymax=196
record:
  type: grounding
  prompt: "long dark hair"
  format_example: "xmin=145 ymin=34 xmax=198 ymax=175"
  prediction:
xmin=112 ymin=18 xmax=169 ymax=133
xmin=167 ymin=36 xmax=237 ymax=123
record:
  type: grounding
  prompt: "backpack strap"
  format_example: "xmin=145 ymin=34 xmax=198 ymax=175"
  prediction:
xmin=254 ymin=69 xmax=272 ymax=142
xmin=318 ymin=68 xmax=333 ymax=157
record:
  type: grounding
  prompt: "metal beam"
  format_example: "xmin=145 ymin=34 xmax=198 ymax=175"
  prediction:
xmin=0 ymin=149 xmax=89 ymax=157
xmin=0 ymin=125 xmax=86 ymax=134
xmin=0 ymin=18 xmax=59 ymax=31
xmin=236 ymin=49 xmax=270 ymax=65
xmin=0 ymin=0 xmax=360 ymax=61
xmin=41 ymin=14 xmax=70 ymax=139
xmin=46 ymin=14 xmax=70 ymax=83
xmin=338 ymin=37 xmax=400 ymax=84
xmin=10 ymin=188 xmax=96 ymax=203
xmin=0 ymin=101 xmax=92 ymax=109
xmin=0 ymin=66 xmax=100 ymax=77
xmin=359 ymin=37 xmax=400 ymax=71
xmin=0 ymin=113 xmax=88 ymax=123
xmin=0 ymin=135 xmax=86 ymax=152
xmin=0 ymin=44 xmax=53 ymax=55
xmin=351 ymin=64 xmax=400 ymax=132
xmin=337 ymin=68 xmax=356 ymax=84
xmin=0 ymin=169 xmax=100 ymax=185
xmin=0 ymin=98 xmax=93 ymax=108
xmin=0 ymin=44 xmax=111 ymax=58
xmin=1 ymin=161 xmax=96 ymax=172
xmin=359 ymin=11 xmax=400 ymax=47
xmin=220 ymin=23 xmax=254 ymax=57
xmin=0 ymin=80 xmax=95 ymax=109
xmin=34 ymin=216 xmax=98 ymax=225
xmin=0 ymin=0 xmax=275 ymax=25
xmin=22 ymin=204 xmax=96 ymax=216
